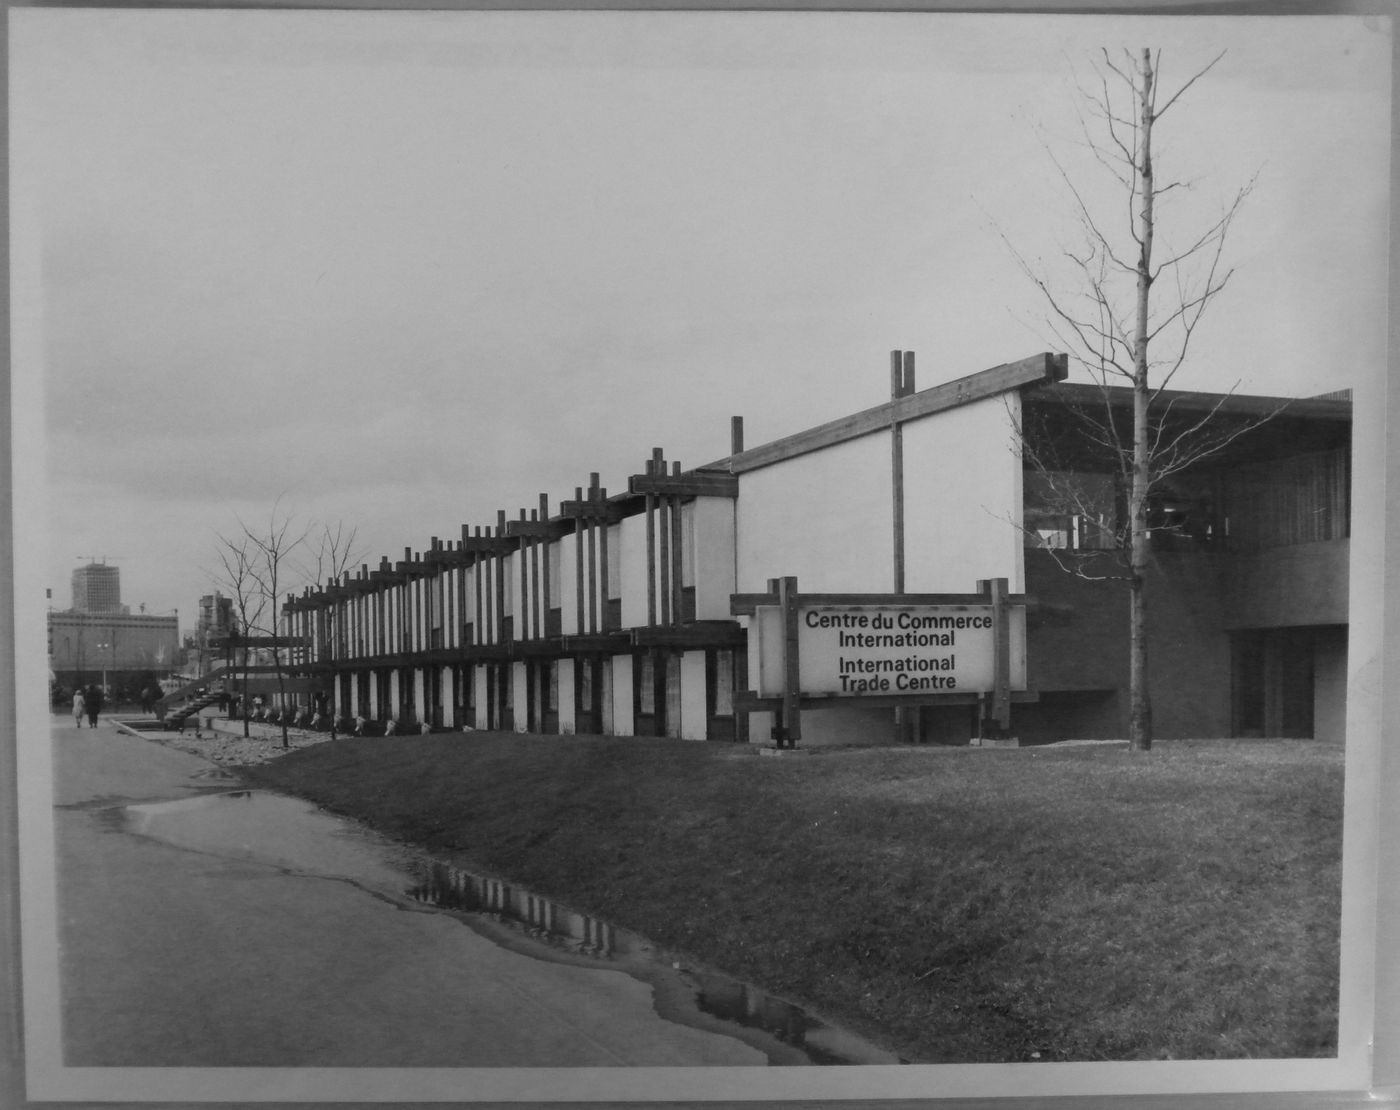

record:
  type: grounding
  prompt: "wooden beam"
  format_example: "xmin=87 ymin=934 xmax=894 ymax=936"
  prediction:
xmin=707 ymin=353 xmax=1068 ymax=474
xmin=558 ymin=499 xmax=627 ymax=523
xmin=504 ymin=518 xmax=571 ymax=540
xmin=627 ymin=472 xmax=739 ymax=498
xmin=560 ymin=631 xmax=633 ymax=654
xmin=630 ymin=622 xmax=746 ymax=648
xmin=732 ymin=588 xmax=1028 ymax=615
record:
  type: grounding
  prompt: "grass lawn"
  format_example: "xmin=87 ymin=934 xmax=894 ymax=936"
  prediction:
xmin=239 ymin=734 xmax=1342 ymax=1064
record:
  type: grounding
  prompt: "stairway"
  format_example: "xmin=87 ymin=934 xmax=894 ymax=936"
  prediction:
xmin=159 ymin=683 xmax=225 ymax=729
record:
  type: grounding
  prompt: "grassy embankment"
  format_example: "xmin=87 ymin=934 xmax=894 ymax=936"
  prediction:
xmin=240 ymin=734 xmax=1341 ymax=1064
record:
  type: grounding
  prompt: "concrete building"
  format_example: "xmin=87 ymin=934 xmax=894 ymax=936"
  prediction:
xmin=48 ymin=610 xmax=180 ymax=690
xmin=284 ymin=352 xmax=1350 ymax=745
xmin=51 ymin=561 xmax=182 ymax=692
xmin=70 ymin=562 xmax=123 ymax=614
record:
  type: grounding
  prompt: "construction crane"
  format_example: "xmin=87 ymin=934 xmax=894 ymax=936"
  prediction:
xmin=76 ymin=555 xmax=123 ymax=564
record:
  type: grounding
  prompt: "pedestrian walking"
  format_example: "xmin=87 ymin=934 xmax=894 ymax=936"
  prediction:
xmin=72 ymin=688 xmax=86 ymax=728
xmin=85 ymin=685 xmax=103 ymax=729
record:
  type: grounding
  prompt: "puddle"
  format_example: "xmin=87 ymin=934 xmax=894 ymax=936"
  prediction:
xmin=121 ymin=790 xmax=901 ymax=1066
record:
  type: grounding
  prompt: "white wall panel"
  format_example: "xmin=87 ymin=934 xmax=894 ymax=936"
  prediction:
xmin=735 ymin=433 xmax=892 ymax=593
xmin=511 ymin=662 xmax=528 ymax=732
xmin=618 ymin=514 xmax=650 ymax=630
xmin=691 ymin=498 xmax=737 ymax=619
xmin=610 ymin=654 xmax=634 ymax=736
xmin=680 ymin=650 xmax=707 ymax=740
xmin=558 ymin=662 xmax=576 ymax=734
xmin=902 ymin=393 xmax=1024 ymax=593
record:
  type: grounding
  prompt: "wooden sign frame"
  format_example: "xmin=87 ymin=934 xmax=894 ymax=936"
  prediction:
xmin=732 ymin=576 xmax=1028 ymax=747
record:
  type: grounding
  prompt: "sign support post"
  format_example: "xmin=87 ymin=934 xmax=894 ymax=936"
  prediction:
xmin=977 ymin=576 xmax=1013 ymax=738
xmin=776 ymin=576 xmax=801 ymax=749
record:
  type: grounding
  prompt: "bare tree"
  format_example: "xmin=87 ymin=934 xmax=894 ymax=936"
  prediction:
xmin=213 ymin=532 xmax=267 ymax=738
xmin=305 ymin=520 xmax=366 ymax=588
xmin=1004 ymin=49 xmax=1269 ymax=751
xmin=240 ymin=503 xmax=310 ymax=748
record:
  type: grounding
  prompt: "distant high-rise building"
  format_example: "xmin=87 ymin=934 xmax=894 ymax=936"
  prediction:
xmin=71 ymin=563 xmax=122 ymax=614
xmin=197 ymin=593 xmax=235 ymax=641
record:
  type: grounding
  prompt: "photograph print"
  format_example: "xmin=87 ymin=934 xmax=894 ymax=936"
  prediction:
xmin=9 ymin=5 xmax=1391 ymax=1104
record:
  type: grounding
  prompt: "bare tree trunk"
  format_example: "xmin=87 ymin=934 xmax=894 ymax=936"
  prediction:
xmin=241 ymin=643 xmax=251 ymax=738
xmin=1128 ymin=49 xmax=1156 ymax=752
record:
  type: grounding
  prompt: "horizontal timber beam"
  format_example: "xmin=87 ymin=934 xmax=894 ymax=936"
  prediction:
xmin=731 ymin=589 xmax=1027 ymax=616
xmin=708 ymin=353 xmax=1067 ymax=475
xmin=627 ymin=472 xmax=739 ymax=499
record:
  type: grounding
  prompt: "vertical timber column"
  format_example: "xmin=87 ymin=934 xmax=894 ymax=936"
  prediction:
xmin=495 ymin=511 xmax=507 ymax=649
xmin=519 ymin=511 xmax=531 ymax=641
xmin=598 ymin=495 xmax=611 ymax=631
xmin=472 ymin=530 xmax=483 ymax=647
xmin=528 ymin=513 xmax=541 ymax=641
xmin=891 ymin=350 xmax=907 ymax=594
xmin=588 ymin=474 xmax=600 ymax=634
xmin=645 ymin=468 xmax=658 ymax=628
xmin=670 ymin=463 xmax=683 ymax=625
xmin=779 ymin=575 xmax=801 ymax=748
xmin=574 ymin=487 xmax=587 ymax=634
xmin=892 ymin=350 xmax=917 ymax=743
xmin=978 ymin=576 xmax=1012 ymax=737
xmin=654 ymin=449 xmax=670 ymax=625
xmin=540 ymin=494 xmax=552 ymax=634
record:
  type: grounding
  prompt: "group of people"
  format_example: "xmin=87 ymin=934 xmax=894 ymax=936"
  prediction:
xmin=70 ymin=685 xmax=105 ymax=729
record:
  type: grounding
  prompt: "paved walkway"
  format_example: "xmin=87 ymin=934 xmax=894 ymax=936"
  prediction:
xmin=48 ymin=720 xmax=769 ymax=1068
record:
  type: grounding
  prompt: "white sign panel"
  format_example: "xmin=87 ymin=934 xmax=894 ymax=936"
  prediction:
xmin=795 ymin=605 xmax=1026 ymax=698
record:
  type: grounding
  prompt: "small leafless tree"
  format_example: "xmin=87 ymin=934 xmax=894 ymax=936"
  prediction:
xmin=1003 ymin=49 xmax=1272 ymax=751
xmin=305 ymin=520 xmax=365 ymax=587
xmin=213 ymin=532 xmax=267 ymax=739
xmin=242 ymin=503 xmax=310 ymax=748
xmin=214 ymin=501 xmax=310 ymax=747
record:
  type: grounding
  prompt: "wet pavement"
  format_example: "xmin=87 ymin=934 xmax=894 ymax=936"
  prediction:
xmin=47 ymin=719 xmax=899 ymax=1068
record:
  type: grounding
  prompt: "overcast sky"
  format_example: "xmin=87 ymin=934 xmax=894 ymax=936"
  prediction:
xmin=12 ymin=8 xmax=1391 ymax=632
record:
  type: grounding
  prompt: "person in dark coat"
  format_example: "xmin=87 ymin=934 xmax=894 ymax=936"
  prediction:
xmin=85 ymin=685 xmax=103 ymax=729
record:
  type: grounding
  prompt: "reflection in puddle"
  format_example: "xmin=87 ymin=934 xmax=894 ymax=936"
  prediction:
xmin=124 ymin=790 xmax=900 ymax=1065
xmin=406 ymin=859 xmax=900 ymax=1065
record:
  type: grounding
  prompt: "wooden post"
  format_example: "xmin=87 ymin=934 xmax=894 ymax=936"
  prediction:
xmin=587 ymin=475 xmax=600 ymax=634
xmin=598 ymin=489 xmax=611 ymax=631
xmin=539 ymin=493 xmax=552 ymax=633
xmin=890 ymin=350 xmax=909 ymax=593
xmin=670 ymin=463 xmax=684 ymax=625
xmin=778 ymin=576 xmax=802 ymax=748
xmin=495 ymin=511 xmax=507 ymax=646
xmin=574 ymin=487 xmax=586 ymax=634
xmin=978 ymin=576 xmax=1012 ymax=736
xmin=655 ymin=451 xmax=671 ymax=625
xmin=892 ymin=351 xmax=914 ymax=743
xmin=645 ymin=464 xmax=657 ymax=628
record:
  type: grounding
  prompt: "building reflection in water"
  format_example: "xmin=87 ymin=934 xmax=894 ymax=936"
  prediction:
xmin=404 ymin=859 xmax=879 ymax=1065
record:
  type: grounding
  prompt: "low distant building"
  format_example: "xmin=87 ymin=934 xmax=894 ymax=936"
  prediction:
xmin=48 ymin=610 xmax=180 ymax=692
xmin=50 ymin=560 xmax=182 ymax=693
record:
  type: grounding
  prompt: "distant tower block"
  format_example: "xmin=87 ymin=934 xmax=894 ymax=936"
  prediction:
xmin=72 ymin=562 xmax=121 ymax=613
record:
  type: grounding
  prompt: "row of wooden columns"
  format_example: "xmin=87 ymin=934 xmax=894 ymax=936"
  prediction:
xmin=290 ymin=442 xmax=742 ymax=658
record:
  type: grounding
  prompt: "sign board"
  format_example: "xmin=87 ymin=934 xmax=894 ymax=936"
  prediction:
xmin=735 ymin=578 xmax=1027 ymax=745
xmin=793 ymin=604 xmax=1026 ymax=698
